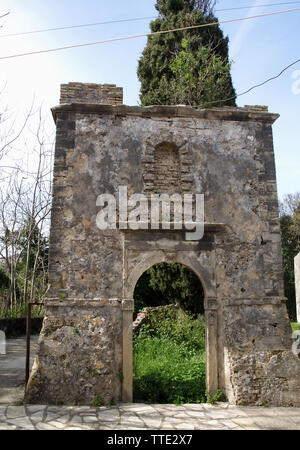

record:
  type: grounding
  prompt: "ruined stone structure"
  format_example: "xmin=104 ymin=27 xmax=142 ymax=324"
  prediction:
xmin=26 ymin=82 xmax=300 ymax=406
xmin=295 ymin=252 xmax=300 ymax=323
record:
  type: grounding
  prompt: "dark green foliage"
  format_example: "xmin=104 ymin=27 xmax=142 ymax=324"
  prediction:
xmin=133 ymin=262 xmax=204 ymax=316
xmin=133 ymin=308 xmax=206 ymax=404
xmin=279 ymin=193 xmax=300 ymax=321
xmin=0 ymin=267 xmax=9 ymax=290
xmin=17 ymin=217 xmax=49 ymax=283
xmin=280 ymin=215 xmax=300 ymax=321
xmin=137 ymin=0 xmax=236 ymax=107
xmin=0 ymin=216 xmax=49 ymax=314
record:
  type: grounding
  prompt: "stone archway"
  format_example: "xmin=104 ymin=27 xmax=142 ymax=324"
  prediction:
xmin=25 ymin=83 xmax=300 ymax=407
xmin=121 ymin=248 xmax=219 ymax=402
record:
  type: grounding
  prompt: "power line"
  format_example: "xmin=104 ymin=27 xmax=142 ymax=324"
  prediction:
xmin=0 ymin=2 xmax=300 ymax=39
xmin=217 ymin=1 xmax=300 ymax=12
xmin=0 ymin=16 xmax=156 ymax=38
xmin=0 ymin=11 xmax=10 ymax=19
xmin=0 ymin=7 xmax=299 ymax=61
xmin=201 ymin=57 xmax=300 ymax=107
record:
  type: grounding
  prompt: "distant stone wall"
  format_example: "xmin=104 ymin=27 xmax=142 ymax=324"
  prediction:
xmin=60 ymin=82 xmax=123 ymax=105
xmin=295 ymin=252 xmax=300 ymax=323
xmin=133 ymin=304 xmax=180 ymax=335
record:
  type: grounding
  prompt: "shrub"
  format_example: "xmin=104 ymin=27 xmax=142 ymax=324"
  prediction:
xmin=0 ymin=303 xmax=44 ymax=319
xmin=133 ymin=309 xmax=206 ymax=404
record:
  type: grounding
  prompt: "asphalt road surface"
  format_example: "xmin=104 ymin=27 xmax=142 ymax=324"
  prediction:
xmin=0 ymin=335 xmax=39 ymax=404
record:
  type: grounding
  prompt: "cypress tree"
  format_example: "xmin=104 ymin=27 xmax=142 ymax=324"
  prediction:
xmin=137 ymin=0 xmax=236 ymax=107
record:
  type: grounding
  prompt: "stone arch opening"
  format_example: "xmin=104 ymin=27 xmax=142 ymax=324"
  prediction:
xmin=132 ymin=261 xmax=206 ymax=403
xmin=122 ymin=253 xmax=219 ymax=403
xmin=124 ymin=251 xmax=215 ymax=301
xmin=133 ymin=262 xmax=205 ymax=317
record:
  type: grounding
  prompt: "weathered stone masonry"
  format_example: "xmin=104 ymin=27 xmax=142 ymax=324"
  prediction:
xmin=25 ymin=82 xmax=300 ymax=406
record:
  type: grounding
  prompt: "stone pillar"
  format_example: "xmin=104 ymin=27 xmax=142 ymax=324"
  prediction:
xmin=295 ymin=252 xmax=300 ymax=323
xmin=122 ymin=299 xmax=134 ymax=402
xmin=205 ymin=297 xmax=219 ymax=395
xmin=0 ymin=330 xmax=5 ymax=355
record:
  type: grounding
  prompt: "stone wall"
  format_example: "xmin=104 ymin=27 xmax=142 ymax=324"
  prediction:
xmin=25 ymin=83 xmax=300 ymax=406
xmin=60 ymin=82 xmax=123 ymax=105
xmin=295 ymin=252 xmax=300 ymax=323
xmin=26 ymin=299 xmax=123 ymax=406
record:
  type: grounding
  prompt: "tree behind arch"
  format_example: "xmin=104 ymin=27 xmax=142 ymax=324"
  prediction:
xmin=134 ymin=262 xmax=205 ymax=316
xmin=137 ymin=0 xmax=236 ymax=107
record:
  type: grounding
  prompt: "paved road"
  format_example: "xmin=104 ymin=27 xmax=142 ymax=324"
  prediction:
xmin=0 ymin=335 xmax=38 ymax=405
xmin=1 ymin=337 xmax=300 ymax=430
xmin=1 ymin=403 xmax=300 ymax=430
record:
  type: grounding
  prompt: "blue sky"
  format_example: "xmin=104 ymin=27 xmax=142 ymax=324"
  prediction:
xmin=0 ymin=0 xmax=299 ymax=200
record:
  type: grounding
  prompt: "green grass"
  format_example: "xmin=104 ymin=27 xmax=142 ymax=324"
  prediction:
xmin=291 ymin=322 xmax=300 ymax=332
xmin=133 ymin=308 xmax=207 ymax=404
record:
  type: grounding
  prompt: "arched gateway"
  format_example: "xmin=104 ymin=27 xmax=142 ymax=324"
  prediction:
xmin=26 ymin=83 xmax=300 ymax=406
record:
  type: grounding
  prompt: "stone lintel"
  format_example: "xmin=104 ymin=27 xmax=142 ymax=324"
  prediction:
xmin=124 ymin=239 xmax=214 ymax=252
xmin=51 ymin=103 xmax=279 ymax=125
xmin=120 ymin=223 xmax=225 ymax=233
xmin=223 ymin=297 xmax=287 ymax=307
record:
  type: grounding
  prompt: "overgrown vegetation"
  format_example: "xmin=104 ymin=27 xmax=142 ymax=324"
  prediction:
xmin=0 ymin=217 xmax=49 ymax=318
xmin=133 ymin=307 xmax=208 ymax=404
xmin=134 ymin=262 xmax=204 ymax=317
xmin=291 ymin=322 xmax=300 ymax=332
xmin=280 ymin=192 xmax=300 ymax=321
xmin=0 ymin=303 xmax=44 ymax=319
xmin=91 ymin=395 xmax=103 ymax=407
xmin=0 ymin=98 xmax=53 ymax=318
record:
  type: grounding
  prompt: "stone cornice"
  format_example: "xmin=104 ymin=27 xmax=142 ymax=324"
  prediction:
xmin=51 ymin=103 xmax=279 ymax=125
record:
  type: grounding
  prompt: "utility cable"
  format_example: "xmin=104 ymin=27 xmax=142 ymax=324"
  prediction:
xmin=0 ymin=16 xmax=156 ymax=38
xmin=217 ymin=1 xmax=300 ymax=12
xmin=0 ymin=7 xmax=299 ymax=60
xmin=1 ymin=2 xmax=300 ymax=39
xmin=201 ymin=57 xmax=300 ymax=107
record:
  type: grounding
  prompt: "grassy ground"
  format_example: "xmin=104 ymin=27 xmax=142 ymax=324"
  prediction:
xmin=133 ymin=308 xmax=207 ymax=404
xmin=291 ymin=322 xmax=300 ymax=332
